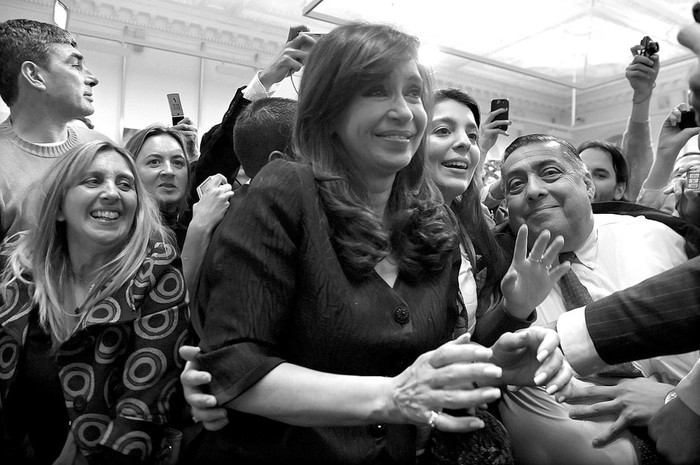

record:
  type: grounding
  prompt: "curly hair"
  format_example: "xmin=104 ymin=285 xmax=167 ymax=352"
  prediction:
xmin=294 ymin=22 xmax=458 ymax=281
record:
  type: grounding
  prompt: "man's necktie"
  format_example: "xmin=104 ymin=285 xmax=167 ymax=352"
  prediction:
xmin=557 ymin=251 xmax=643 ymax=379
xmin=557 ymin=252 xmax=592 ymax=311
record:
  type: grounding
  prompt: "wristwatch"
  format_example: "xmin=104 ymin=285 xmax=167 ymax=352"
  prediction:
xmin=664 ymin=388 xmax=678 ymax=405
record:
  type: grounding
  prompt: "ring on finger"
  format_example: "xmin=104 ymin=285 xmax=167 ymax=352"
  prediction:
xmin=529 ymin=256 xmax=544 ymax=264
xmin=428 ymin=410 xmax=441 ymax=430
xmin=192 ymin=416 xmax=200 ymax=424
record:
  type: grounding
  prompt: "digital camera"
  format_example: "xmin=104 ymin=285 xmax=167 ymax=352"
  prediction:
xmin=640 ymin=36 xmax=660 ymax=57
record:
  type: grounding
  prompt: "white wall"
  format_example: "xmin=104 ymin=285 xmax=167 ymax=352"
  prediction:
xmin=2 ymin=0 xmax=697 ymax=152
xmin=0 ymin=0 xmax=260 ymax=143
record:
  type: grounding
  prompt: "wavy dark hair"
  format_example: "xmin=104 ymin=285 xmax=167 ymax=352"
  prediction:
xmin=294 ymin=23 xmax=458 ymax=280
xmin=434 ymin=89 xmax=507 ymax=294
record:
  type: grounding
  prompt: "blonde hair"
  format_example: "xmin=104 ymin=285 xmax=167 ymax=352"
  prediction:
xmin=1 ymin=141 xmax=169 ymax=347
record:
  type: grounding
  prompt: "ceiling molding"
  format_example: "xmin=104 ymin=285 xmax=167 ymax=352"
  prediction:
xmin=65 ymin=0 xmax=287 ymax=59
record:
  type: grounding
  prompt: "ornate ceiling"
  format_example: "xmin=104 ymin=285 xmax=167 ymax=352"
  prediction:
xmin=3 ymin=0 xmax=699 ymax=138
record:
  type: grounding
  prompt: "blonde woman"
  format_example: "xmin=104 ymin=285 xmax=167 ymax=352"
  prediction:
xmin=0 ymin=141 xmax=189 ymax=464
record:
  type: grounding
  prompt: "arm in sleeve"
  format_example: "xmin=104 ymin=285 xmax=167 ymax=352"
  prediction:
xmin=195 ymin=161 xmax=302 ymax=406
xmin=192 ymin=87 xmax=250 ymax=189
xmin=472 ymin=296 xmax=535 ymax=347
xmin=560 ymin=256 xmax=700 ymax=372
xmin=194 ymin=72 xmax=275 ymax=190
xmin=676 ymin=359 xmax=700 ymax=416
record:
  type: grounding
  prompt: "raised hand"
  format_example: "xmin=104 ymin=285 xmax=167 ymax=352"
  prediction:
xmin=626 ymin=45 xmax=659 ymax=105
xmin=501 ymin=224 xmax=570 ymax=319
xmin=191 ymin=173 xmax=233 ymax=233
xmin=657 ymin=104 xmax=700 ymax=159
xmin=479 ymin=107 xmax=511 ymax=156
xmin=259 ymin=29 xmax=317 ymax=90
xmin=172 ymin=116 xmax=200 ymax=161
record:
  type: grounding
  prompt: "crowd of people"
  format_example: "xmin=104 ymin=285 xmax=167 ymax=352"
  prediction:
xmin=0 ymin=11 xmax=699 ymax=465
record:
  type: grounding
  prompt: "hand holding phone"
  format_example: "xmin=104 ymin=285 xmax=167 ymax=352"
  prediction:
xmin=196 ymin=174 xmax=227 ymax=199
xmin=287 ymin=26 xmax=325 ymax=42
xmin=687 ymin=170 xmax=700 ymax=191
xmin=287 ymin=25 xmax=310 ymax=42
xmin=167 ymin=93 xmax=185 ymax=125
xmin=491 ymin=99 xmax=510 ymax=132
xmin=680 ymin=108 xmax=699 ymax=130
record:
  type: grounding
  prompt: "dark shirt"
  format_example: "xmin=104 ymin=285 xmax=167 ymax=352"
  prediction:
xmin=161 ymin=210 xmax=188 ymax=251
xmin=193 ymin=159 xmax=461 ymax=464
xmin=0 ymin=242 xmax=189 ymax=465
xmin=5 ymin=314 xmax=68 ymax=464
xmin=189 ymin=86 xmax=250 ymax=203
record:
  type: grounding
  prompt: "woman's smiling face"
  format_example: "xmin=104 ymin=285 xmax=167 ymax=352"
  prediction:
xmin=60 ymin=150 xmax=137 ymax=254
xmin=336 ymin=59 xmax=428 ymax=186
xmin=427 ymin=98 xmax=481 ymax=203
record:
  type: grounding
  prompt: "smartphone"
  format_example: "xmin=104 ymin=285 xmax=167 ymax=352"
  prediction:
xmin=287 ymin=25 xmax=308 ymax=42
xmin=491 ymin=99 xmax=509 ymax=131
xmin=287 ymin=26 xmax=324 ymax=42
xmin=166 ymin=93 xmax=184 ymax=125
xmin=680 ymin=108 xmax=699 ymax=130
xmin=196 ymin=175 xmax=224 ymax=199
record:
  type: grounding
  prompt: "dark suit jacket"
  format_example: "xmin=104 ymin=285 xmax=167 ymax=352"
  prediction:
xmin=584 ymin=202 xmax=700 ymax=364
xmin=583 ymin=255 xmax=700 ymax=365
xmin=189 ymin=86 xmax=250 ymax=202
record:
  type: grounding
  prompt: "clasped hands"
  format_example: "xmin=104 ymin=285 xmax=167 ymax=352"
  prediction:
xmin=179 ymin=327 xmax=572 ymax=433
xmin=389 ymin=328 xmax=572 ymax=432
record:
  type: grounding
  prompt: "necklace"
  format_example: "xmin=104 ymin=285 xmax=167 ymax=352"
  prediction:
xmin=67 ymin=269 xmax=98 ymax=317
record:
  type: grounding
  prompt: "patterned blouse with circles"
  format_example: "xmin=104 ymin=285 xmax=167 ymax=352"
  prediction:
xmin=0 ymin=241 xmax=190 ymax=463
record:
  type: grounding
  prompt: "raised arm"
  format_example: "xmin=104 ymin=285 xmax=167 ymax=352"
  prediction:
xmin=180 ymin=173 xmax=233 ymax=298
xmin=621 ymin=46 xmax=659 ymax=200
xmin=637 ymin=104 xmax=700 ymax=210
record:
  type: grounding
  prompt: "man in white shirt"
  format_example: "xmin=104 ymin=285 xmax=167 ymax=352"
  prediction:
xmin=496 ymin=134 xmax=697 ymax=465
